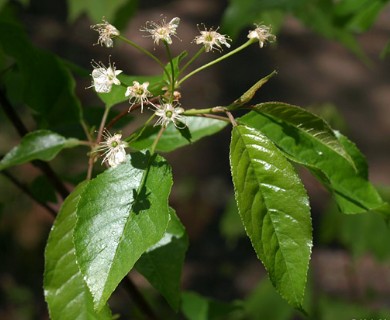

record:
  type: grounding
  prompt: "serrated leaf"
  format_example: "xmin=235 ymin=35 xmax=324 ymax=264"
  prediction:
xmin=230 ymin=125 xmax=312 ymax=309
xmin=239 ymin=109 xmax=384 ymax=213
xmin=128 ymin=117 xmax=227 ymax=152
xmin=74 ymin=151 xmax=172 ymax=310
xmin=0 ymin=130 xmax=79 ymax=171
xmin=252 ymin=102 xmax=354 ymax=167
xmin=136 ymin=208 xmax=188 ymax=311
xmin=44 ymin=182 xmax=112 ymax=320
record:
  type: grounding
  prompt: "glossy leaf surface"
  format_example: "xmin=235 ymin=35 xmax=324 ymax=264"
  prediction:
xmin=0 ymin=130 xmax=79 ymax=171
xmin=239 ymin=106 xmax=384 ymax=213
xmin=74 ymin=152 xmax=172 ymax=310
xmin=251 ymin=102 xmax=354 ymax=166
xmin=230 ymin=125 xmax=312 ymax=309
xmin=44 ymin=182 xmax=112 ymax=319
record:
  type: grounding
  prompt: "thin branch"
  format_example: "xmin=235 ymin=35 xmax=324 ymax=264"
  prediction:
xmin=122 ymin=275 xmax=160 ymax=320
xmin=1 ymin=170 xmax=57 ymax=218
xmin=0 ymin=88 xmax=69 ymax=200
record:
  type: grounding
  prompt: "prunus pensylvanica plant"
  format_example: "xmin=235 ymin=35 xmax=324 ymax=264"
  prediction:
xmin=0 ymin=14 xmax=386 ymax=319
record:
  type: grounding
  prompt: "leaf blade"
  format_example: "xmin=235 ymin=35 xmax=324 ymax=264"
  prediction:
xmin=253 ymin=102 xmax=354 ymax=167
xmin=44 ymin=182 xmax=112 ymax=320
xmin=239 ymin=109 xmax=384 ymax=213
xmin=74 ymin=151 xmax=172 ymax=310
xmin=0 ymin=130 xmax=79 ymax=171
xmin=230 ymin=125 xmax=312 ymax=309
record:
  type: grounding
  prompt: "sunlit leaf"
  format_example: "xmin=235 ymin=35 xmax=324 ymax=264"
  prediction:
xmin=74 ymin=151 xmax=172 ymax=310
xmin=239 ymin=108 xmax=384 ymax=213
xmin=251 ymin=102 xmax=354 ymax=167
xmin=0 ymin=130 xmax=79 ymax=171
xmin=44 ymin=182 xmax=112 ymax=319
xmin=230 ymin=125 xmax=312 ymax=310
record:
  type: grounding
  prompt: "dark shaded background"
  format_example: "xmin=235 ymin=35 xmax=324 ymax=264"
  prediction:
xmin=1 ymin=0 xmax=390 ymax=318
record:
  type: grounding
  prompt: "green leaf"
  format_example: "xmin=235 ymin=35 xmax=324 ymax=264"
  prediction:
xmin=74 ymin=151 xmax=172 ymax=310
xmin=181 ymin=291 xmax=241 ymax=320
xmin=230 ymin=125 xmax=312 ymax=309
xmin=97 ymin=74 xmax=163 ymax=108
xmin=334 ymin=131 xmax=368 ymax=178
xmin=0 ymin=130 xmax=79 ymax=171
xmin=251 ymin=102 xmax=354 ymax=167
xmin=239 ymin=108 xmax=384 ymax=213
xmin=136 ymin=208 xmax=188 ymax=311
xmin=128 ymin=117 xmax=228 ymax=152
xmin=44 ymin=182 xmax=112 ymax=320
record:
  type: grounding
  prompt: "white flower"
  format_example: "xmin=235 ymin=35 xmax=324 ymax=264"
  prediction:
xmin=96 ymin=131 xmax=127 ymax=168
xmin=141 ymin=17 xmax=180 ymax=45
xmin=125 ymin=81 xmax=152 ymax=112
xmin=90 ymin=60 xmax=122 ymax=93
xmin=247 ymin=24 xmax=276 ymax=48
xmin=90 ymin=18 xmax=120 ymax=47
xmin=194 ymin=26 xmax=231 ymax=52
xmin=152 ymin=102 xmax=185 ymax=128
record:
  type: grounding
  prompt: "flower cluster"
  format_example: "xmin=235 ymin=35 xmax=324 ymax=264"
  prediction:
xmin=88 ymin=17 xmax=276 ymax=166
